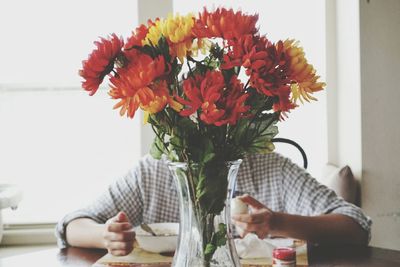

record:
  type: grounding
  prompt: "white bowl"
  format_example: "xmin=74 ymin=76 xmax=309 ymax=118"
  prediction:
xmin=134 ymin=223 xmax=178 ymax=253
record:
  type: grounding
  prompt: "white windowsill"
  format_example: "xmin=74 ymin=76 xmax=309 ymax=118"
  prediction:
xmin=1 ymin=224 xmax=57 ymax=246
xmin=0 ymin=244 xmax=57 ymax=259
xmin=0 ymin=224 xmax=57 ymax=258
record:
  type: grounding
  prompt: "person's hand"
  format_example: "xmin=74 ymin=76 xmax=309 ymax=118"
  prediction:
xmin=231 ymin=194 xmax=275 ymax=239
xmin=103 ymin=211 xmax=135 ymax=256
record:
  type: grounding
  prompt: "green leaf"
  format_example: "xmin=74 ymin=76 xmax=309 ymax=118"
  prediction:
xmin=176 ymin=117 xmax=197 ymax=132
xmin=167 ymin=149 xmax=179 ymax=162
xmin=148 ymin=113 xmax=169 ymax=134
xmin=221 ymin=67 xmax=238 ymax=84
xmin=247 ymin=121 xmax=278 ymax=154
xmin=150 ymin=136 xmax=165 ymax=160
xmin=247 ymin=139 xmax=276 ymax=154
xmin=204 ymin=243 xmax=216 ymax=261
xmin=187 ymin=134 xmax=214 ymax=163
xmin=203 ymin=223 xmax=227 ymax=262
xmin=195 ymin=171 xmax=207 ymax=200
xmin=196 ymin=158 xmax=229 ymax=214
xmin=231 ymin=119 xmax=249 ymax=143
xmin=169 ymin=135 xmax=183 ymax=149
xmin=157 ymin=36 xmax=171 ymax=62
xmin=209 ymin=43 xmax=223 ymax=60
xmin=232 ymin=112 xmax=279 ymax=154
xmin=215 ymin=223 xmax=227 ymax=247
xmin=203 ymin=152 xmax=215 ymax=163
xmin=201 ymin=138 xmax=214 ymax=162
xmin=171 ymin=60 xmax=183 ymax=77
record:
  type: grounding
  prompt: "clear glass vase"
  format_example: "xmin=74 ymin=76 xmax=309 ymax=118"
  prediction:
xmin=168 ymin=159 xmax=242 ymax=267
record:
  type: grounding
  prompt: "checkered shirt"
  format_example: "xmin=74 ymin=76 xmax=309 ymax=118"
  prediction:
xmin=56 ymin=153 xmax=372 ymax=248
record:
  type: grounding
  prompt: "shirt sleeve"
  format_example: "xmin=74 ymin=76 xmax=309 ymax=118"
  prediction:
xmin=55 ymin=166 xmax=143 ymax=248
xmin=280 ymin=157 xmax=372 ymax=242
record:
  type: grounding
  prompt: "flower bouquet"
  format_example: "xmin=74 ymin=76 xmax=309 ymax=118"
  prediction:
xmin=80 ymin=7 xmax=324 ymax=267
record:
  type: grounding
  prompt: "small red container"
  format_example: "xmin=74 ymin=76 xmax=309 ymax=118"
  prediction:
xmin=272 ymin=247 xmax=296 ymax=267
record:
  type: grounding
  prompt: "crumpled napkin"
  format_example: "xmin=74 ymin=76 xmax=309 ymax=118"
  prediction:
xmin=234 ymin=234 xmax=294 ymax=259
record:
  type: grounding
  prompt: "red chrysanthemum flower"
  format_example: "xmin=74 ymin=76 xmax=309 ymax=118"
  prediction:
xmin=221 ymin=34 xmax=270 ymax=70
xmin=176 ymin=74 xmax=204 ymax=117
xmin=212 ymin=75 xmax=250 ymax=125
xmin=222 ymin=36 xmax=297 ymax=115
xmin=177 ymin=71 xmax=249 ymax=126
xmin=245 ymin=40 xmax=298 ymax=114
xmin=124 ymin=19 xmax=157 ymax=50
xmin=108 ymin=53 xmax=169 ymax=118
xmin=244 ymin=39 xmax=287 ymax=95
xmin=272 ymin=85 xmax=297 ymax=115
xmin=79 ymin=34 xmax=124 ymax=96
xmin=193 ymin=8 xmax=259 ymax=40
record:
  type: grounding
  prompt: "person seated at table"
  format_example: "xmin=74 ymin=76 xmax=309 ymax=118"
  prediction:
xmin=56 ymin=153 xmax=372 ymax=256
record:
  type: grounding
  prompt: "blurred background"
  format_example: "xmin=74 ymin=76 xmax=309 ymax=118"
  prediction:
xmin=0 ymin=0 xmax=399 ymax=256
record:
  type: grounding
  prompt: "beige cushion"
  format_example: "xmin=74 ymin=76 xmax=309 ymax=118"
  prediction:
xmin=320 ymin=164 xmax=358 ymax=205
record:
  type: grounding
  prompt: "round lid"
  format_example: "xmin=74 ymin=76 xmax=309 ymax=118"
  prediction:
xmin=273 ymin=247 xmax=296 ymax=261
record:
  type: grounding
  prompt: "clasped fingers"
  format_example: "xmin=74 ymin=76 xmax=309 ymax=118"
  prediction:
xmin=103 ymin=223 xmax=135 ymax=256
xmin=104 ymin=229 xmax=135 ymax=242
xmin=106 ymin=222 xmax=132 ymax=232
xmin=232 ymin=209 xmax=274 ymax=239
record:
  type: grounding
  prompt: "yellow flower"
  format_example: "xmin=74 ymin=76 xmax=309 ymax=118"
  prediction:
xmin=143 ymin=19 xmax=163 ymax=46
xmin=143 ymin=13 xmax=205 ymax=62
xmin=283 ymin=39 xmax=325 ymax=104
xmin=139 ymin=81 xmax=183 ymax=124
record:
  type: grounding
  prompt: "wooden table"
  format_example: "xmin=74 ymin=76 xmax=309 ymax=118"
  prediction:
xmin=1 ymin=245 xmax=400 ymax=267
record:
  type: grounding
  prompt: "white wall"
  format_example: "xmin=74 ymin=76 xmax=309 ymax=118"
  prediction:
xmin=327 ymin=0 xmax=400 ymax=250
xmin=326 ymin=0 xmax=362 ymax=179
xmin=359 ymin=0 xmax=400 ymax=250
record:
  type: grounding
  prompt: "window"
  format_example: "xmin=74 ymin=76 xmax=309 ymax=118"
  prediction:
xmin=173 ymin=0 xmax=328 ymax=176
xmin=0 ymin=0 xmax=140 ymax=224
xmin=1 ymin=0 xmax=328 ymax=226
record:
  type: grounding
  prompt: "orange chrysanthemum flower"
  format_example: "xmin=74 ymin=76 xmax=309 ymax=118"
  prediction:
xmin=283 ymin=39 xmax=325 ymax=103
xmin=194 ymin=8 xmax=259 ymax=40
xmin=139 ymin=80 xmax=182 ymax=114
xmin=177 ymin=71 xmax=249 ymax=126
xmin=79 ymin=34 xmax=124 ymax=96
xmin=108 ymin=54 xmax=171 ymax=118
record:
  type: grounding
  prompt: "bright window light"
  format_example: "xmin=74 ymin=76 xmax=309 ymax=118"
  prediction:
xmin=0 ymin=0 xmax=140 ymax=224
xmin=0 ymin=0 xmax=138 ymax=87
